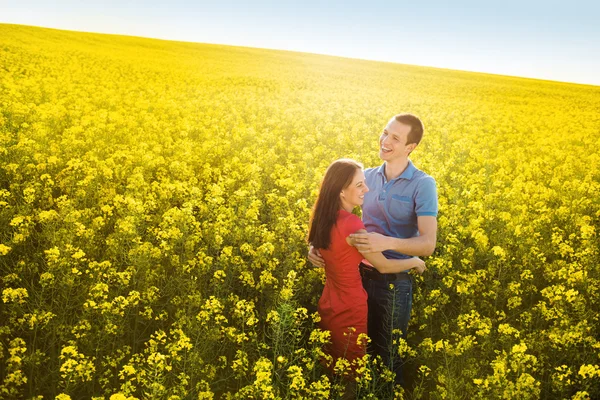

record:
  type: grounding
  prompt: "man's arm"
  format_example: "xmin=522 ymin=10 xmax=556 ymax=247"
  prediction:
xmin=348 ymin=216 xmax=437 ymax=256
xmin=308 ymin=245 xmax=325 ymax=268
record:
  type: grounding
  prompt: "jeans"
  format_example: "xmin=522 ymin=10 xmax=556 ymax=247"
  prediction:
xmin=362 ymin=276 xmax=413 ymax=385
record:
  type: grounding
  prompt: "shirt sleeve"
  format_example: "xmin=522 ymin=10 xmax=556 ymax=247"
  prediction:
xmin=415 ymin=176 xmax=438 ymax=217
xmin=342 ymin=213 xmax=366 ymax=237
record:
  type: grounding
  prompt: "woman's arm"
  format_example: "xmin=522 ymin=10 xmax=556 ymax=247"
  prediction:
xmin=348 ymin=217 xmax=437 ymax=256
xmin=346 ymin=230 xmax=426 ymax=274
xmin=362 ymin=251 xmax=425 ymax=274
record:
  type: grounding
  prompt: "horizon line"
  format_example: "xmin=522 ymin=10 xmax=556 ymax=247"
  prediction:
xmin=2 ymin=22 xmax=599 ymax=88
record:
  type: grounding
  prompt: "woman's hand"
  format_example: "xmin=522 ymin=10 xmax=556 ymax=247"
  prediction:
xmin=411 ymin=257 xmax=427 ymax=274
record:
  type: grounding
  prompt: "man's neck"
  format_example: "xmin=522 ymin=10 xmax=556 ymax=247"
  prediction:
xmin=384 ymin=159 xmax=409 ymax=181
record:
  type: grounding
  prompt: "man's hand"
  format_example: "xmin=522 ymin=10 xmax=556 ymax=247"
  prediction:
xmin=347 ymin=232 xmax=391 ymax=253
xmin=308 ymin=245 xmax=325 ymax=268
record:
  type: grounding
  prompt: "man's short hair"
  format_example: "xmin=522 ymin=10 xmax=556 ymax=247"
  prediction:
xmin=394 ymin=113 xmax=424 ymax=145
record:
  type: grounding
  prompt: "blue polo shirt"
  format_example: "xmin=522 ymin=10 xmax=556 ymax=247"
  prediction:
xmin=362 ymin=160 xmax=438 ymax=260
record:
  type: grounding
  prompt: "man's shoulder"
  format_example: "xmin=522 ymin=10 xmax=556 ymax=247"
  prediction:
xmin=365 ymin=166 xmax=379 ymax=174
xmin=410 ymin=167 xmax=437 ymax=201
xmin=364 ymin=166 xmax=381 ymax=181
xmin=411 ymin=166 xmax=436 ymax=185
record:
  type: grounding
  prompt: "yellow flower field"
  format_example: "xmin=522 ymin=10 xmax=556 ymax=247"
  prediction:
xmin=1 ymin=24 xmax=599 ymax=399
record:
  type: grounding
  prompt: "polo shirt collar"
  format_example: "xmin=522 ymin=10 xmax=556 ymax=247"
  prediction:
xmin=377 ymin=160 xmax=417 ymax=182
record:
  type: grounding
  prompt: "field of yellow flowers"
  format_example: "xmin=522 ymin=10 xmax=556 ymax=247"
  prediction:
xmin=1 ymin=24 xmax=599 ymax=399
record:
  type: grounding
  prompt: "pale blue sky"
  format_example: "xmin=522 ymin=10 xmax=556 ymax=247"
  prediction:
xmin=1 ymin=0 xmax=599 ymax=85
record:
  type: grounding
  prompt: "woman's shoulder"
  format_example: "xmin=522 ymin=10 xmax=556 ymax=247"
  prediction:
xmin=338 ymin=209 xmax=360 ymax=221
xmin=338 ymin=210 xmax=365 ymax=233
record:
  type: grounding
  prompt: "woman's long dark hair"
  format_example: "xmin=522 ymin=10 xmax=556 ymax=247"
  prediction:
xmin=308 ymin=159 xmax=363 ymax=250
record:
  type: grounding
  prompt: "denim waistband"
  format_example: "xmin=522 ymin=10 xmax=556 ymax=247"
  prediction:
xmin=359 ymin=262 xmax=412 ymax=282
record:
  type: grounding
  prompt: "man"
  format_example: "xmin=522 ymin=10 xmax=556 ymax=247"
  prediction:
xmin=308 ymin=113 xmax=438 ymax=385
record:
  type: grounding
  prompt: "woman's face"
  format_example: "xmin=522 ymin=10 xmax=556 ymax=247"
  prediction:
xmin=340 ymin=169 xmax=369 ymax=211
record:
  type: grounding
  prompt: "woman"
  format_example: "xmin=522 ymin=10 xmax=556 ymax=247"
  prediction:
xmin=308 ymin=159 xmax=425 ymax=368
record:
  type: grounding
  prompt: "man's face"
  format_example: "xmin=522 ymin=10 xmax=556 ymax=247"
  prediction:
xmin=379 ymin=119 xmax=416 ymax=162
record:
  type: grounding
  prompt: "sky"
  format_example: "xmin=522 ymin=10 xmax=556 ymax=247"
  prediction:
xmin=1 ymin=0 xmax=599 ymax=86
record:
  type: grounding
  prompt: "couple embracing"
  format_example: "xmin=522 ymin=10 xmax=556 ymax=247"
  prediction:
xmin=307 ymin=113 xmax=438 ymax=387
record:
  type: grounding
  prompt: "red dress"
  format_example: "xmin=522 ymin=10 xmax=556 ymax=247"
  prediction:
xmin=318 ymin=210 xmax=368 ymax=365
